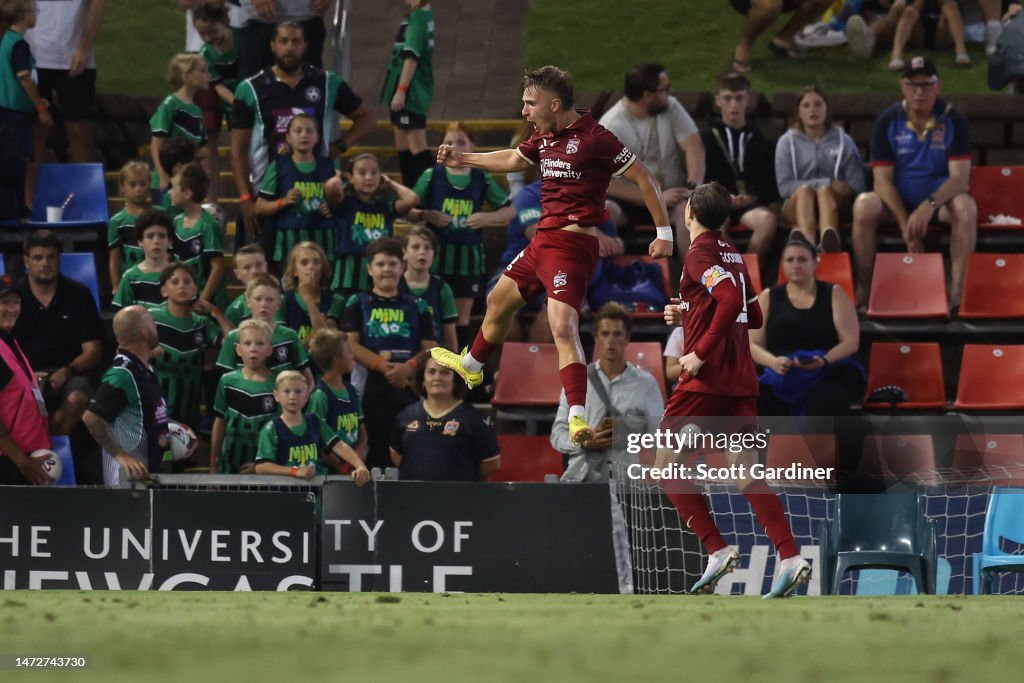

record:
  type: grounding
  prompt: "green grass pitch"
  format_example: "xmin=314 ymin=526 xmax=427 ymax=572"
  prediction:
xmin=1 ymin=592 xmax=1018 ymax=682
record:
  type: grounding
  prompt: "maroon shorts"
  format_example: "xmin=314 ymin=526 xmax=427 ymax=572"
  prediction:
xmin=503 ymin=228 xmax=599 ymax=313
xmin=195 ymin=87 xmax=224 ymax=136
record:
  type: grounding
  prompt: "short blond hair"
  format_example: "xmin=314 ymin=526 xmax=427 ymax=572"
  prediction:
xmin=118 ymin=160 xmax=151 ymax=186
xmin=168 ymin=53 xmax=205 ymax=90
xmin=274 ymin=370 xmax=308 ymax=390
xmin=237 ymin=318 xmax=272 ymax=343
xmin=246 ymin=273 xmax=281 ymax=297
xmin=308 ymin=328 xmax=347 ymax=370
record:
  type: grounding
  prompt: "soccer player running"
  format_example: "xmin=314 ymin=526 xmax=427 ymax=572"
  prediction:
xmin=661 ymin=182 xmax=809 ymax=598
xmin=430 ymin=65 xmax=673 ymax=445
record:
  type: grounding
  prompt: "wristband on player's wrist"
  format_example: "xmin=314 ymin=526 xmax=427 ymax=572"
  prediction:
xmin=397 ymin=83 xmax=409 ymax=93
xmin=290 ymin=466 xmax=299 ymax=477
xmin=371 ymin=355 xmax=385 ymax=372
xmin=656 ymin=226 xmax=673 ymax=241
xmin=239 ymin=193 xmax=252 ymax=203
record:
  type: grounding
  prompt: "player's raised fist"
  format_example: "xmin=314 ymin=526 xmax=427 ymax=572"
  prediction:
xmin=437 ymin=144 xmax=465 ymax=168
xmin=649 ymin=238 xmax=674 ymax=259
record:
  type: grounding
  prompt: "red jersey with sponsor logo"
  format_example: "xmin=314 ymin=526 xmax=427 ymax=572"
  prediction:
xmin=515 ymin=112 xmax=636 ymax=230
xmin=674 ymin=231 xmax=759 ymax=397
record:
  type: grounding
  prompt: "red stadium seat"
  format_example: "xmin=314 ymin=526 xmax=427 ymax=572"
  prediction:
xmin=867 ymin=253 xmax=948 ymax=319
xmin=766 ymin=434 xmax=837 ymax=471
xmin=952 ymin=434 xmax=1024 ymax=486
xmin=958 ymin=253 xmax=1024 ymax=319
xmin=492 ymin=343 xmax=562 ymax=407
xmin=489 ymin=435 xmax=563 ymax=482
xmin=954 ymin=345 xmax=1024 ymax=410
xmin=970 ymin=166 xmax=1024 ymax=230
xmin=859 ymin=434 xmax=938 ymax=484
xmin=742 ymin=253 xmax=764 ymax=293
xmin=592 ymin=341 xmax=667 ymax=400
xmin=863 ymin=342 xmax=946 ymax=410
xmin=775 ymin=252 xmax=855 ymax=302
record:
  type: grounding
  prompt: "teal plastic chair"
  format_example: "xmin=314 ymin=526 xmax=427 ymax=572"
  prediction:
xmin=59 ymin=252 xmax=101 ymax=310
xmin=819 ymin=493 xmax=938 ymax=595
xmin=972 ymin=486 xmax=1024 ymax=594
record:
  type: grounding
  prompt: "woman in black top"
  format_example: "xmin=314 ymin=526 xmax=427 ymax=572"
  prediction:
xmin=389 ymin=352 xmax=500 ymax=481
xmin=749 ymin=235 xmax=863 ymax=416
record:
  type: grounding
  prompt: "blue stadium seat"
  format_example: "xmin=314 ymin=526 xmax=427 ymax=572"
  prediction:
xmin=819 ymin=493 xmax=938 ymax=595
xmin=972 ymin=486 xmax=1024 ymax=594
xmin=0 ymin=257 xmax=5 ymax=275
xmin=59 ymin=252 xmax=101 ymax=310
xmin=49 ymin=435 xmax=77 ymax=487
xmin=27 ymin=163 xmax=109 ymax=229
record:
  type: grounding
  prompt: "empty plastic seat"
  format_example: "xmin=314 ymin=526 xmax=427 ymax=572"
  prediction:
xmin=776 ymin=252 xmax=855 ymax=302
xmin=819 ymin=493 xmax=938 ymax=595
xmin=858 ymin=435 xmax=938 ymax=485
xmin=59 ymin=252 xmax=101 ymax=310
xmin=952 ymin=435 xmax=1024 ymax=486
xmin=742 ymin=253 xmax=763 ymax=293
xmin=28 ymin=163 xmax=109 ymax=228
xmin=492 ymin=343 xmax=561 ymax=408
xmin=972 ymin=486 xmax=1024 ymax=594
xmin=592 ymin=341 xmax=667 ymax=400
xmin=970 ymin=166 xmax=1024 ymax=230
xmin=489 ymin=435 xmax=563 ymax=482
xmin=867 ymin=253 xmax=947 ymax=318
xmin=863 ymin=343 xmax=946 ymax=410
xmin=954 ymin=345 xmax=1024 ymax=410
xmin=49 ymin=435 xmax=77 ymax=487
xmin=958 ymin=253 xmax=1024 ymax=319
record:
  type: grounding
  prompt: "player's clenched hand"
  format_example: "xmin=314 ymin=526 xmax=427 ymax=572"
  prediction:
xmin=351 ymin=466 xmax=371 ymax=487
xmin=18 ymin=454 xmax=51 ymax=486
xmin=297 ymin=465 xmax=316 ymax=481
xmin=437 ymin=144 xmax=465 ymax=168
xmin=663 ymin=298 xmax=684 ymax=326
xmin=649 ymin=238 xmax=673 ymax=259
xmin=679 ymin=352 xmax=705 ymax=378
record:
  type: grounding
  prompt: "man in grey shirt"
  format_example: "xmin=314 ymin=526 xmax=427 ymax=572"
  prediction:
xmin=551 ymin=303 xmax=664 ymax=483
xmin=600 ymin=63 xmax=705 ymax=232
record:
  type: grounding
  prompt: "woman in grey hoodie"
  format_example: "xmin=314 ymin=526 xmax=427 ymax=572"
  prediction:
xmin=775 ymin=86 xmax=866 ymax=252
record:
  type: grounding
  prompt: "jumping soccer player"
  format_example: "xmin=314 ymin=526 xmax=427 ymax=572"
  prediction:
xmin=661 ymin=182 xmax=810 ymax=599
xmin=429 ymin=65 xmax=673 ymax=446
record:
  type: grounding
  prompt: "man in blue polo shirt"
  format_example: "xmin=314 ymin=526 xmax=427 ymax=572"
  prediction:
xmin=851 ymin=56 xmax=977 ymax=311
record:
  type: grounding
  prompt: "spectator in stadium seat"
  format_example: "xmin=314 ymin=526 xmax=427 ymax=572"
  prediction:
xmin=775 ymin=85 xmax=865 ymax=252
xmin=729 ymin=0 xmax=833 ymax=72
xmin=851 ymin=57 xmax=976 ymax=310
xmin=749 ymin=234 xmax=863 ymax=417
xmin=699 ymin=72 xmax=779 ymax=261
xmin=0 ymin=274 xmax=53 ymax=486
xmin=25 ymin=0 xmax=104 ymax=165
xmin=231 ymin=21 xmax=374 ymax=246
xmin=600 ymin=63 xmax=705 ymax=233
xmin=551 ymin=303 xmax=664 ymax=483
xmin=341 ymin=237 xmax=436 ymax=472
xmin=390 ymin=352 xmax=500 ymax=482
xmin=84 ymin=306 xmax=170 ymax=487
xmin=13 ymin=231 xmax=102 ymax=437
xmin=236 ymin=0 xmax=330 ymax=78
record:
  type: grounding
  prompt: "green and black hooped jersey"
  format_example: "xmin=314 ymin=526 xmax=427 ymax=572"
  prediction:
xmin=149 ymin=94 xmax=207 ymax=189
xmin=112 ymin=263 xmax=166 ymax=309
xmin=172 ymin=210 xmax=227 ymax=309
xmin=380 ymin=7 xmax=434 ymax=116
xmin=256 ymin=413 xmax=328 ymax=475
xmin=107 ymin=209 xmax=144 ymax=275
xmin=215 ymin=323 xmax=310 ymax=373
xmin=413 ymin=166 xmax=509 ymax=278
xmin=150 ymin=303 xmax=222 ymax=427
xmin=213 ymin=369 xmax=279 ymax=473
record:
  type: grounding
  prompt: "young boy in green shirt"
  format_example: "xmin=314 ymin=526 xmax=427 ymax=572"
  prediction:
xmin=113 ymin=209 xmax=175 ymax=310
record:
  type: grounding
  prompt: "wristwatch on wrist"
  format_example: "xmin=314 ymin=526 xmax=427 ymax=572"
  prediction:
xmin=926 ymin=195 xmax=937 ymax=208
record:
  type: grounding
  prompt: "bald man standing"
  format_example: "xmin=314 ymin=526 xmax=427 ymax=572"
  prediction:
xmin=83 ymin=306 xmax=171 ymax=487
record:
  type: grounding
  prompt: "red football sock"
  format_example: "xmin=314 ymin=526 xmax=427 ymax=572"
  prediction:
xmin=742 ymin=480 xmax=798 ymax=559
xmin=468 ymin=331 xmax=500 ymax=364
xmin=664 ymin=479 xmax=727 ymax=553
xmin=559 ymin=362 xmax=588 ymax=409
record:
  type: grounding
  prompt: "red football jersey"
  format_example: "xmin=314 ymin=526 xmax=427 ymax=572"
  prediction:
xmin=515 ymin=112 xmax=636 ymax=230
xmin=674 ymin=231 xmax=759 ymax=397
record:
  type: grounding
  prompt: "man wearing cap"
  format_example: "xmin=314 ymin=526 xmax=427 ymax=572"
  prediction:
xmin=851 ymin=56 xmax=976 ymax=311
xmin=0 ymin=274 xmax=53 ymax=485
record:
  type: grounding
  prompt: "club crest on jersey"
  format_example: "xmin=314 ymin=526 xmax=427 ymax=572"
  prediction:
xmin=553 ymin=271 xmax=568 ymax=288
xmin=263 ymin=396 xmax=276 ymax=412
xmin=194 ymin=330 xmax=205 ymax=346
xmin=304 ymin=86 xmax=321 ymax=103
xmin=406 ymin=420 xmax=420 ymax=432
xmin=566 ymin=138 xmax=579 ymax=154
xmin=190 ymin=240 xmax=201 ymax=255
xmin=275 ymin=346 xmax=289 ymax=363
xmin=701 ymin=265 xmax=735 ymax=293
xmin=443 ymin=420 xmax=460 ymax=436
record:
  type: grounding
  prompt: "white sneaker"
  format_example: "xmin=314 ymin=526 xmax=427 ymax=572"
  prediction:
xmin=762 ymin=556 xmax=811 ymax=599
xmin=689 ymin=546 xmax=739 ymax=595
xmin=795 ymin=22 xmax=847 ymax=49
xmin=845 ymin=15 xmax=875 ymax=58
xmin=986 ymin=21 xmax=1003 ymax=57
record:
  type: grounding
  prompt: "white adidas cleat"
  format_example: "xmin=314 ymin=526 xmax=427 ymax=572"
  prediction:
xmin=689 ymin=546 xmax=739 ymax=595
xmin=763 ymin=556 xmax=811 ymax=599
